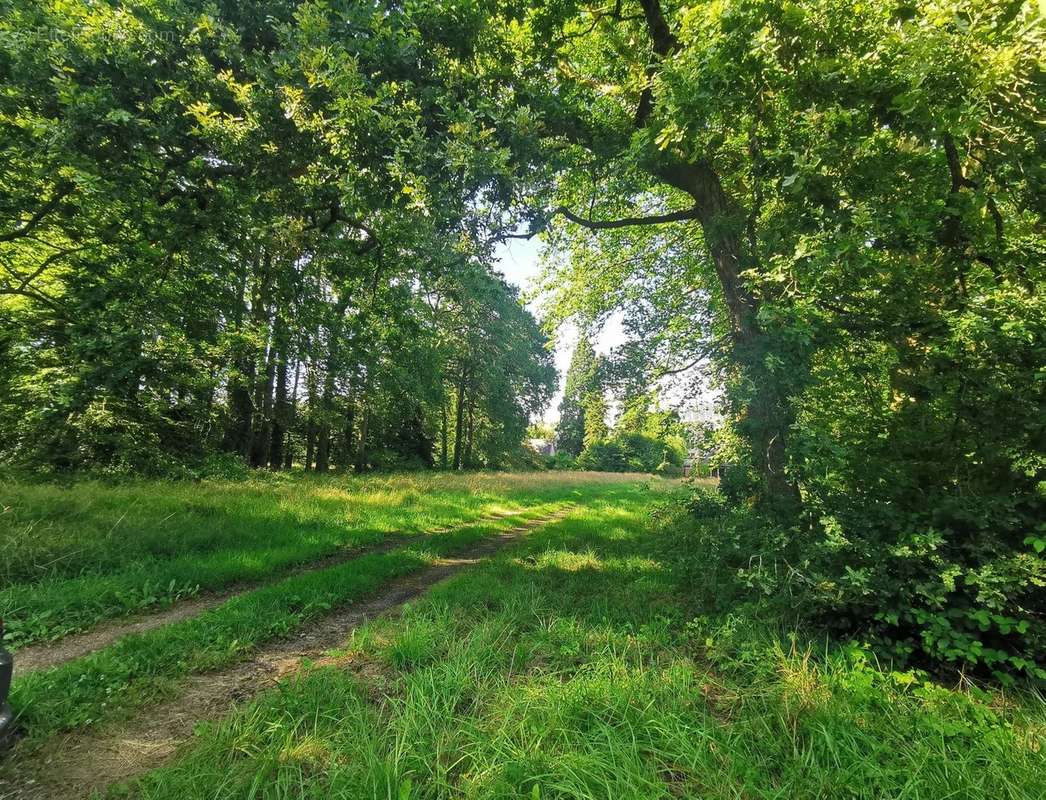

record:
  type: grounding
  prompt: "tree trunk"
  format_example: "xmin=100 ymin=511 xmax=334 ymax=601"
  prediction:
xmin=464 ymin=397 xmax=476 ymax=468
xmin=303 ymin=360 xmax=318 ymax=471
xmin=268 ymin=331 xmax=289 ymax=470
xmin=440 ymin=395 xmax=448 ymax=469
xmin=314 ymin=375 xmax=332 ymax=473
xmin=250 ymin=333 xmax=276 ymax=468
xmin=284 ymin=359 xmax=300 ymax=469
xmin=224 ymin=357 xmax=254 ymax=458
xmin=452 ymin=364 xmax=468 ymax=470
xmin=340 ymin=387 xmax=356 ymax=472
xmin=654 ymin=159 xmax=798 ymax=504
xmin=355 ymin=404 xmax=369 ymax=472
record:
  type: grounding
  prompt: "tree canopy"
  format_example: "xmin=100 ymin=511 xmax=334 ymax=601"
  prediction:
xmin=0 ymin=0 xmax=554 ymax=474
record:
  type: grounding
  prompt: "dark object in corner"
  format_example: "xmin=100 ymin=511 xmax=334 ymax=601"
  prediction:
xmin=0 ymin=619 xmax=12 ymax=744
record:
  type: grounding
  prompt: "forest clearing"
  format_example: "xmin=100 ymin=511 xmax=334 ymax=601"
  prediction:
xmin=1 ymin=0 xmax=1043 ymax=797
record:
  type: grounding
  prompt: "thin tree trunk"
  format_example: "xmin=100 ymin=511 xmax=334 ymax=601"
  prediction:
xmin=303 ymin=359 xmax=318 ymax=471
xmin=354 ymin=382 xmax=369 ymax=472
xmin=341 ymin=386 xmax=356 ymax=472
xmin=452 ymin=364 xmax=468 ymax=470
xmin=251 ymin=332 xmax=276 ymax=468
xmin=464 ymin=396 xmax=476 ymax=468
xmin=440 ymin=395 xmax=448 ymax=469
xmin=268 ymin=328 xmax=289 ymax=470
xmin=314 ymin=371 xmax=333 ymax=473
xmin=284 ymin=359 xmax=300 ymax=469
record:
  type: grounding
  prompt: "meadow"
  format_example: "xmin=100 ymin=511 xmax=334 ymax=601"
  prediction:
xmin=0 ymin=472 xmax=1042 ymax=800
xmin=127 ymin=481 xmax=1045 ymax=799
xmin=0 ymin=471 xmax=635 ymax=648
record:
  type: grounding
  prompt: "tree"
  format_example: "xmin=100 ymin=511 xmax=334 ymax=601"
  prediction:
xmin=581 ymin=390 xmax=609 ymax=449
xmin=509 ymin=0 xmax=1044 ymax=679
xmin=555 ymin=333 xmax=603 ymax=456
xmin=0 ymin=0 xmax=555 ymax=474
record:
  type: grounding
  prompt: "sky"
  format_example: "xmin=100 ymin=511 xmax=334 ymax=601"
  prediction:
xmin=492 ymin=237 xmax=626 ymax=425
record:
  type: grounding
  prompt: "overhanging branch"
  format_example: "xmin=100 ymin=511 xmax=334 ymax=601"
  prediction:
xmin=556 ymin=205 xmax=699 ymax=229
xmin=490 ymin=204 xmax=699 ymax=245
xmin=0 ymin=182 xmax=75 ymax=243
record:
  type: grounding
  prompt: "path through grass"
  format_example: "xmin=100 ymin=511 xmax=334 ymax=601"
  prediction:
xmin=128 ymin=483 xmax=1044 ymax=800
xmin=0 ymin=472 xmax=638 ymax=648
xmin=7 ymin=504 xmax=575 ymax=744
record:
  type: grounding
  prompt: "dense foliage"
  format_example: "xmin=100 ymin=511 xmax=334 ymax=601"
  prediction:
xmin=0 ymin=0 xmax=554 ymax=474
xmin=1 ymin=0 xmax=1041 ymax=679
xmin=517 ymin=0 xmax=1044 ymax=681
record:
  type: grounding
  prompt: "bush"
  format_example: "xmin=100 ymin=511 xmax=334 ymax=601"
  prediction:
xmin=655 ymin=461 xmax=682 ymax=477
xmin=544 ymin=452 xmax=577 ymax=470
xmin=578 ymin=433 xmax=684 ymax=473
xmin=665 ymin=480 xmax=1046 ymax=684
xmin=577 ymin=440 xmax=629 ymax=471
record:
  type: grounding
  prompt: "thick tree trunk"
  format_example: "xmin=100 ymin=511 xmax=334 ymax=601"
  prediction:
xmin=650 ymin=160 xmax=797 ymax=504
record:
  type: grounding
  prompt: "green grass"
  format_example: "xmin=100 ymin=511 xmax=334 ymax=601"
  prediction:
xmin=8 ymin=503 xmax=569 ymax=742
xmin=0 ymin=471 xmax=643 ymax=648
xmin=126 ymin=485 xmax=1045 ymax=800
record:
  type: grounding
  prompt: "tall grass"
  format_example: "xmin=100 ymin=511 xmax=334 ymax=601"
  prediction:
xmin=132 ymin=486 xmax=1045 ymax=799
xmin=8 ymin=503 xmax=570 ymax=742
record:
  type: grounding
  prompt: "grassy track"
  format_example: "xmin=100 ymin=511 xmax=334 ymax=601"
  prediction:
xmin=0 ymin=472 xmax=638 ymax=648
xmin=7 ymin=503 xmax=579 ymax=743
xmin=126 ymin=484 xmax=1045 ymax=800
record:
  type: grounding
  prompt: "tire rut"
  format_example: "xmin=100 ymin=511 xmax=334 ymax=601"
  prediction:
xmin=0 ymin=505 xmax=572 ymax=800
xmin=12 ymin=507 xmax=524 ymax=675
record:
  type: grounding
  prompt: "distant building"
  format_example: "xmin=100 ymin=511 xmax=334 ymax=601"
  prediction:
xmin=682 ymin=447 xmax=718 ymax=478
xmin=528 ymin=438 xmax=556 ymax=457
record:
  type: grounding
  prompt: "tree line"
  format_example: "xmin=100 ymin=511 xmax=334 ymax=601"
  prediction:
xmin=0 ymin=0 xmax=554 ymax=474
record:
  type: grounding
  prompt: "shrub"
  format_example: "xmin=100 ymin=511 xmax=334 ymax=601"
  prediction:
xmin=665 ymin=483 xmax=1046 ymax=683
xmin=545 ymin=452 xmax=577 ymax=471
xmin=578 ymin=433 xmax=684 ymax=473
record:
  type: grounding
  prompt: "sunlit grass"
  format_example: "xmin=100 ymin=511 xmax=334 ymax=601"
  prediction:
xmin=7 ymin=502 xmax=575 ymax=743
xmin=129 ymin=488 xmax=1046 ymax=799
xmin=0 ymin=471 xmax=660 ymax=647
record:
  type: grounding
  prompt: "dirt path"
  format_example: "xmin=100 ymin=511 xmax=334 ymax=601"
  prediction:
xmin=0 ymin=506 xmax=570 ymax=800
xmin=12 ymin=507 xmax=525 ymax=674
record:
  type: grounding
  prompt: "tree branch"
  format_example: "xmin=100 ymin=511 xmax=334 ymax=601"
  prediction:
xmin=0 ymin=182 xmax=74 ymax=243
xmin=556 ymin=205 xmax=699 ymax=229
xmin=637 ymin=0 xmax=678 ymax=57
xmin=0 ymin=285 xmax=64 ymax=312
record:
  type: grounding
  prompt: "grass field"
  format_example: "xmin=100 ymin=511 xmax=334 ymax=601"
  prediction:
xmin=122 ymin=481 xmax=1042 ymax=799
xmin=0 ymin=472 xmax=636 ymax=648
xmin=1 ymin=473 xmax=1043 ymax=799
